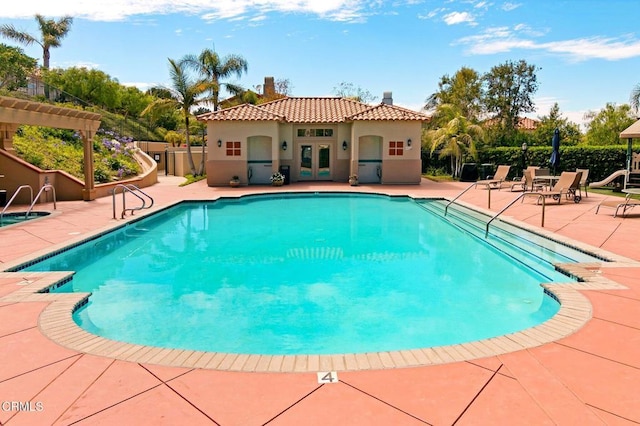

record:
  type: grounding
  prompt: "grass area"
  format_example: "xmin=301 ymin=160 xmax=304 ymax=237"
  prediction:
xmin=588 ymin=187 xmax=640 ymax=198
xmin=179 ymin=174 xmax=206 ymax=186
xmin=423 ymin=174 xmax=456 ymax=182
xmin=95 ymin=108 xmax=164 ymax=142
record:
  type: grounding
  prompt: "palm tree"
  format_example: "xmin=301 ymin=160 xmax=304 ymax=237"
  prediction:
xmin=425 ymin=104 xmax=483 ymax=178
xmin=183 ymin=48 xmax=248 ymax=111
xmin=142 ymin=57 xmax=209 ymax=176
xmin=0 ymin=14 xmax=73 ymax=70
xmin=630 ymin=83 xmax=640 ymax=115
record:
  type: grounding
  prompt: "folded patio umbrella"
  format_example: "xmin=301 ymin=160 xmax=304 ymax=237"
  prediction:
xmin=550 ymin=128 xmax=560 ymax=175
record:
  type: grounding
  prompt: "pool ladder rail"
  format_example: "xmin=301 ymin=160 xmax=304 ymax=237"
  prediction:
xmin=1 ymin=184 xmax=57 ymax=224
xmin=112 ymin=184 xmax=154 ymax=219
xmin=445 ymin=183 xmax=549 ymax=237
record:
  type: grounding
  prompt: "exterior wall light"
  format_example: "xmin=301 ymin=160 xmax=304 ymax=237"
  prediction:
xmin=407 ymin=138 xmax=412 ymax=147
xmin=217 ymin=139 xmax=222 ymax=147
xmin=282 ymin=141 xmax=287 ymax=151
xmin=342 ymin=140 xmax=348 ymax=150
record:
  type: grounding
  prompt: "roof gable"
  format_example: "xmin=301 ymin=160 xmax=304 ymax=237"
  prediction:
xmin=349 ymin=103 xmax=429 ymax=121
xmin=620 ymin=119 xmax=640 ymax=138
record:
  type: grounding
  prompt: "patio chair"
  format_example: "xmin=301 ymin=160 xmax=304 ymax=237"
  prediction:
xmin=476 ymin=165 xmax=510 ymax=190
xmin=566 ymin=171 xmax=584 ymax=201
xmin=510 ymin=166 xmax=540 ymax=191
xmin=523 ymin=171 xmax=581 ymax=204
xmin=533 ymin=168 xmax=551 ymax=188
xmin=576 ymin=168 xmax=589 ymax=197
xmin=595 ymin=193 xmax=640 ymax=217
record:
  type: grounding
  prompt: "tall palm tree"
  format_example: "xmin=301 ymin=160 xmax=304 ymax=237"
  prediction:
xmin=183 ymin=48 xmax=248 ymax=111
xmin=630 ymin=83 xmax=640 ymax=115
xmin=0 ymin=14 xmax=73 ymax=70
xmin=142 ymin=57 xmax=209 ymax=176
xmin=425 ymin=104 xmax=483 ymax=178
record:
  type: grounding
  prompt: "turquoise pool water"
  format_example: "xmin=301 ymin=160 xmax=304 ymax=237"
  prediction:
xmin=0 ymin=211 xmax=50 ymax=227
xmin=18 ymin=193 xmax=600 ymax=355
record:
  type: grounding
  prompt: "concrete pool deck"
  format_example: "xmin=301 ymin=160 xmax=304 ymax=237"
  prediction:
xmin=1 ymin=176 xmax=639 ymax=425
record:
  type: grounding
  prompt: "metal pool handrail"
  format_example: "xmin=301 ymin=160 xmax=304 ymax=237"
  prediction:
xmin=485 ymin=192 xmax=547 ymax=237
xmin=445 ymin=183 xmax=477 ymax=215
xmin=0 ymin=185 xmax=33 ymax=223
xmin=26 ymin=184 xmax=57 ymax=217
xmin=112 ymin=184 xmax=154 ymax=219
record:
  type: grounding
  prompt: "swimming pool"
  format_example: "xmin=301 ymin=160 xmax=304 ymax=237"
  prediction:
xmin=0 ymin=211 xmax=50 ymax=227
xmin=16 ymin=193 xmax=603 ymax=356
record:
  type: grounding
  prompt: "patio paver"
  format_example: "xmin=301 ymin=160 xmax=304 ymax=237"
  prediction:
xmin=1 ymin=176 xmax=639 ymax=424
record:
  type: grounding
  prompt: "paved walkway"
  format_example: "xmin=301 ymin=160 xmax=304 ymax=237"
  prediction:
xmin=1 ymin=177 xmax=639 ymax=425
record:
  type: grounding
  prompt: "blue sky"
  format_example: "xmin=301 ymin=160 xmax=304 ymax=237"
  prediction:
xmin=2 ymin=1 xmax=640 ymax=128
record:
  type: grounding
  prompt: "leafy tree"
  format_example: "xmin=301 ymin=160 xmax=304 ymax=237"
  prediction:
xmin=0 ymin=15 xmax=73 ymax=70
xmin=183 ymin=48 xmax=248 ymax=111
xmin=193 ymin=107 xmax=211 ymax=116
xmin=424 ymin=66 xmax=483 ymax=121
xmin=332 ymin=82 xmax=377 ymax=103
xmin=583 ymin=103 xmax=635 ymax=145
xmin=274 ymin=78 xmax=292 ymax=96
xmin=0 ymin=43 xmax=37 ymax=91
xmin=242 ymin=90 xmax=259 ymax=104
xmin=142 ymin=57 xmax=208 ymax=175
xmin=146 ymin=86 xmax=173 ymax=99
xmin=532 ymin=103 xmax=582 ymax=147
xmin=118 ymin=85 xmax=153 ymax=117
xmin=43 ymin=66 xmax=121 ymax=109
xmin=164 ymin=130 xmax=184 ymax=147
xmin=424 ymin=104 xmax=483 ymax=177
xmin=483 ymin=59 xmax=539 ymax=143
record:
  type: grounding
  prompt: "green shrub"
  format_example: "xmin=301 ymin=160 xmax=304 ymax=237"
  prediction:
xmin=13 ymin=125 xmax=141 ymax=182
xmin=478 ymin=145 xmax=636 ymax=182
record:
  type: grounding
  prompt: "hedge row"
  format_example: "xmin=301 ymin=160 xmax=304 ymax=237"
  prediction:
xmin=422 ymin=145 xmax=637 ymax=183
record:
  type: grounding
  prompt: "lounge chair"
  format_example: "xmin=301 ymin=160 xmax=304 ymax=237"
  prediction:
xmin=524 ymin=171 xmax=582 ymax=204
xmin=576 ymin=168 xmax=589 ymax=197
xmin=510 ymin=166 xmax=540 ymax=191
xmin=596 ymin=193 xmax=640 ymax=217
xmin=476 ymin=165 xmax=510 ymax=190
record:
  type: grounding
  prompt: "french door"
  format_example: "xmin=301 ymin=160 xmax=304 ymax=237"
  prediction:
xmin=298 ymin=143 xmax=331 ymax=181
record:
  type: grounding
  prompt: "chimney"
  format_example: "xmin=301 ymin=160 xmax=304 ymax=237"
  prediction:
xmin=382 ymin=91 xmax=393 ymax=105
xmin=264 ymin=77 xmax=275 ymax=98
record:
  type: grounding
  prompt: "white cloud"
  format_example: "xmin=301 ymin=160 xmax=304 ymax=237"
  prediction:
xmin=502 ymin=2 xmax=521 ymax=11
xmin=443 ymin=11 xmax=476 ymax=25
xmin=457 ymin=26 xmax=640 ymax=61
xmin=0 ymin=0 xmax=372 ymax=23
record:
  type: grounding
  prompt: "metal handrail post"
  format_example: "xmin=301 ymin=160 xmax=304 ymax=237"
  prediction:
xmin=1 ymin=185 xmax=33 ymax=219
xmin=445 ymin=183 xmax=477 ymax=215
xmin=26 ymin=184 xmax=57 ymax=217
xmin=485 ymin=192 xmax=547 ymax=237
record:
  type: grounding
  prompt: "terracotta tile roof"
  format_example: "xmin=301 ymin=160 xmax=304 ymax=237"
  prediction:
xmin=482 ymin=116 xmax=539 ymax=131
xmin=349 ymin=104 xmax=429 ymax=121
xmin=198 ymin=103 xmax=284 ymax=121
xmin=518 ymin=117 xmax=538 ymax=131
xmin=198 ymin=97 xmax=429 ymax=123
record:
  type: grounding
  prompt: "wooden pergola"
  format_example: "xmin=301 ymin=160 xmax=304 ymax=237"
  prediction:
xmin=0 ymin=96 xmax=101 ymax=200
xmin=620 ymin=119 xmax=640 ymax=186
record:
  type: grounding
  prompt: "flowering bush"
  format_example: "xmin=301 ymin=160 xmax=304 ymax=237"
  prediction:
xmin=270 ymin=172 xmax=285 ymax=183
xmin=13 ymin=126 xmax=140 ymax=183
xmin=91 ymin=129 xmax=141 ymax=182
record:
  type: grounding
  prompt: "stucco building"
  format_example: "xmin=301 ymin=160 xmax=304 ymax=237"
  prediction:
xmin=198 ymin=92 xmax=429 ymax=186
